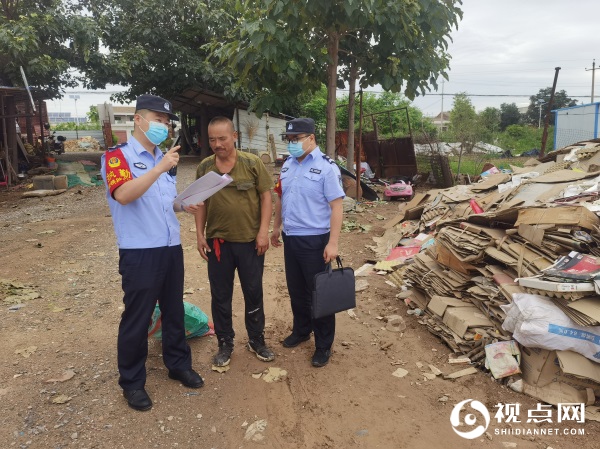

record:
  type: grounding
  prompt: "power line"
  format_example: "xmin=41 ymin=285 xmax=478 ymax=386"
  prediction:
xmin=339 ymin=88 xmax=592 ymax=98
xmin=451 ymin=58 xmax=591 ymax=67
xmin=423 ymin=93 xmax=591 ymax=98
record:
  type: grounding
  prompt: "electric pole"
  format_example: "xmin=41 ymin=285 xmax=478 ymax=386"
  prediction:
xmin=540 ymin=67 xmax=561 ymax=157
xmin=585 ymin=59 xmax=598 ymax=103
xmin=440 ymin=79 xmax=445 ymax=133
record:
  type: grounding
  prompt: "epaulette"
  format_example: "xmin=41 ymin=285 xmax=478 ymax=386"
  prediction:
xmin=107 ymin=142 xmax=127 ymax=152
xmin=322 ymin=154 xmax=336 ymax=164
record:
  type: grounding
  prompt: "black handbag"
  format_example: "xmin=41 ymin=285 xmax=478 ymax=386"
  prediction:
xmin=312 ymin=256 xmax=356 ymax=319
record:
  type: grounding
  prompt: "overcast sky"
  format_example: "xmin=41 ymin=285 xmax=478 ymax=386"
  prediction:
xmin=411 ymin=0 xmax=599 ymax=117
xmin=48 ymin=0 xmax=599 ymax=118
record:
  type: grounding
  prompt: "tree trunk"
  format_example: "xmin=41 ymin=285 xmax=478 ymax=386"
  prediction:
xmin=346 ymin=60 xmax=357 ymax=173
xmin=200 ymin=104 xmax=211 ymax=160
xmin=325 ymin=32 xmax=340 ymax=158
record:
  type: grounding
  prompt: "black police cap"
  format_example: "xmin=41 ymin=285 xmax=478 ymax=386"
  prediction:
xmin=282 ymin=117 xmax=315 ymax=135
xmin=135 ymin=94 xmax=179 ymax=121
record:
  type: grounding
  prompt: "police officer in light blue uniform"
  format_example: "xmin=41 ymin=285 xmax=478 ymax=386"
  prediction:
xmin=101 ymin=94 xmax=204 ymax=412
xmin=271 ymin=117 xmax=345 ymax=367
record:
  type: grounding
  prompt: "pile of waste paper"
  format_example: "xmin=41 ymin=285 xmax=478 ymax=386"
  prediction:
xmin=373 ymin=138 xmax=600 ymax=406
xmin=63 ymin=136 xmax=102 ymax=152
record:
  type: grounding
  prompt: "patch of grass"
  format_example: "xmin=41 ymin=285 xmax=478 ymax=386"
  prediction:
xmin=449 ymin=154 xmax=529 ymax=176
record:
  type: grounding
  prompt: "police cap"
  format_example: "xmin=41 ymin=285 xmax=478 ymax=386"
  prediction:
xmin=282 ymin=117 xmax=315 ymax=135
xmin=135 ymin=94 xmax=179 ymax=121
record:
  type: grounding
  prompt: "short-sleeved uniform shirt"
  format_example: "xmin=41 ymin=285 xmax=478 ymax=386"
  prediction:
xmin=274 ymin=147 xmax=345 ymax=236
xmin=195 ymin=150 xmax=273 ymax=242
xmin=101 ymin=136 xmax=181 ymax=249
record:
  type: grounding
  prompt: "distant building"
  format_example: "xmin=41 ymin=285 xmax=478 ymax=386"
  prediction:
xmin=48 ymin=111 xmax=87 ymax=124
xmin=430 ymin=111 xmax=450 ymax=132
xmin=97 ymin=103 xmax=135 ymax=144
xmin=111 ymin=106 xmax=136 ymax=124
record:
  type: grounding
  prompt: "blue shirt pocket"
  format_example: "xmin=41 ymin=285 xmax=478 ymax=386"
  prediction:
xmin=302 ymin=172 xmax=323 ymax=192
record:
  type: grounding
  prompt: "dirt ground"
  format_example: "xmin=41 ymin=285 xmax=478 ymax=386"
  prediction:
xmin=1 ymin=154 xmax=598 ymax=449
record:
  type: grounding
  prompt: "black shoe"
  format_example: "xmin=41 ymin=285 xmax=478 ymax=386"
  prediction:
xmin=248 ymin=336 xmax=275 ymax=362
xmin=168 ymin=369 xmax=204 ymax=388
xmin=311 ymin=348 xmax=331 ymax=367
xmin=282 ymin=333 xmax=311 ymax=348
xmin=213 ymin=340 xmax=234 ymax=367
xmin=123 ymin=389 xmax=153 ymax=411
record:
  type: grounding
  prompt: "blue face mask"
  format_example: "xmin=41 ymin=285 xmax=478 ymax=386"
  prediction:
xmin=287 ymin=141 xmax=305 ymax=158
xmin=140 ymin=116 xmax=169 ymax=146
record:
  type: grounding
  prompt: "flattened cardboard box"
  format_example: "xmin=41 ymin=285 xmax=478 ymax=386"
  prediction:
xmin=442 ymin=306 xmax=494 ymax=338
xmin=460 ymin=222 xmax=506 ymax=243
xmin=466 ymin=207 xmax=519 ymax=228
xmin=470 ymin=173 xmax=511 ymax=192
xmin=427 ymin=295 xmax=473 ymax=318
xmin=522 ymin=381 xmax=595 ymax=406
xmin=493 ymin=271 xmax=523 ymax=301
xmin=520 ymin=346 xmax=600 ymax=396
xmin=436 ymin=227 xmax=489 ymax=262
xmin=568 ymin=298 xmax=600 ymax=323
xmin=402 ymin=193 xmax=430 ymax=220
xmin=436 ymin=242 xmax=478 ymax=275
xmin=515 ymin=205 xmax=600 ymax=231
xmin=406 ymin=288 xmax=429 ymax=310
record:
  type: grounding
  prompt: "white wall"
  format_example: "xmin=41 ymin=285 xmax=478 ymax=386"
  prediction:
xmin=555 ymin=103 xmax=600 ymax=149
xmin=233 ymin=109 xmax=289 ymax=159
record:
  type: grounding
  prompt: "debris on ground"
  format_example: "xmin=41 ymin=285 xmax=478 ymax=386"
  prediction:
xmin=63 ymin=136 xmax=102 ymax=152
xmin=365 ymin=139 xmax=600 ymax=406
xmin=244 ymin=419 xmax=267 ymax=442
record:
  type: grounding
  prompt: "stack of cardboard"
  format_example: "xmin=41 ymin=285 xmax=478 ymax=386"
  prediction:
xmin=520 ymin=346 xmax=600 ymax=405
xmin=404 ymin=250 xmax=471 ymax=300
xmin=405 ymin=203 xmax=600 ymax=331
xmin=436 ymin=226 xmax=490 ymax=263
xmin=517 ymin=251 xmax=600 ymax=326
xmin=379 ymin=138 xmax=600 ymax=404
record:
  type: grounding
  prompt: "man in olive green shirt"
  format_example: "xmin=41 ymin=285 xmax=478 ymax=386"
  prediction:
xmin=194 ymin=116 xmax=274 ymax=367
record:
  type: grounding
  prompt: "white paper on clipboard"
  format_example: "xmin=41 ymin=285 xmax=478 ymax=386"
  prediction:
xmin=175 ymin=172 xmax=233 ymax=207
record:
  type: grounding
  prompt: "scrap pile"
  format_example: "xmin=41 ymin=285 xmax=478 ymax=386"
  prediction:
xmin=378 ymin=138 xmax=600 ymax=405
xmin=63 ymin=136 xmax=102 ymax=152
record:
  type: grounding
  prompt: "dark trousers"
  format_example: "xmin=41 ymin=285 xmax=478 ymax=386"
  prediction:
xmin=117 ymin=245 xmax=191 ymax=390
xmin=282 ymin=232 xmax=335 ymax=349
xmin=207 ymin=239 xmax=265 ymax=342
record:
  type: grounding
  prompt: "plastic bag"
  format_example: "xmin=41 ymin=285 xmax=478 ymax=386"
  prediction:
xmin=148 ymin=301 xmax=213 ymax=340
xmin=501 ymin=293 xmax=600 ymax=362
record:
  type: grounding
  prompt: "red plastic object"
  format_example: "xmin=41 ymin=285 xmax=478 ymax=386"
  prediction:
xmin=469 ymin=199 xmax=484 ymax=214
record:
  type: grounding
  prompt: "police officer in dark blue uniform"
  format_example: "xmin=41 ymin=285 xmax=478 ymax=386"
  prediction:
xmin=271 ymin=117 xmax=345 ymax=367
xmin=101 ymin=94 xmax=204 ymax=411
